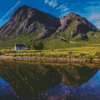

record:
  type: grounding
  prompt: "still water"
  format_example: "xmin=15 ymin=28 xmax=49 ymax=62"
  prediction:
xmin=0 ymin=60 xmax=99 ymax=100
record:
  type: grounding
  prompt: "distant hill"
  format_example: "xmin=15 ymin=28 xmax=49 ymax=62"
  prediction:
xmin=0 ymin=5 xmax=99 ymax=50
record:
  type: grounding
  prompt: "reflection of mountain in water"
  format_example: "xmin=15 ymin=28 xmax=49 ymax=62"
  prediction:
xmin=0 ymin=60 xmax=99 ymax=100
xmin=72 ymin=70 xmax=100 ymax=100
xmin=75 ymin=70 xmax=100 ymax=90
xmin=33 ymin=70 xmax=100 ymax=100
xmin=88 ymin=70 xmax=100 ymax=88
xmin=75 ymin=70 xmax=100 ymax=89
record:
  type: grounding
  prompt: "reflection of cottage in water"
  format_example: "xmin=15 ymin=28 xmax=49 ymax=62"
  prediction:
xmin=14 ymin=44 xmax=25 ymax=50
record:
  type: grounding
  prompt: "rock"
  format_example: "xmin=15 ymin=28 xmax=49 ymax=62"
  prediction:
xmin=59 ymin=37 xmax=65 ymax=40
xmin=69 ymin=41 xmax=76 ymax=44
xmin=89 ymin=32 xmax=94 ymax=37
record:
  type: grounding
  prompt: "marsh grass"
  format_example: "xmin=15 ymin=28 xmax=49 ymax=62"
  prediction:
xmin=0 ymin=46 xmax=100 ymax=60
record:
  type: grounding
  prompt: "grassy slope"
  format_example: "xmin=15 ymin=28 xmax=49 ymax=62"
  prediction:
xmin=0 ymin=46 xmax=100 ymax=60
xmin=0 ymin=17 xmax=100 ymax=50
xmin=0 ymin=21 xmax=44 ymax=49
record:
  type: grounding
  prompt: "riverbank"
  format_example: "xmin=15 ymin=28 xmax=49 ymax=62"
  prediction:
xmin=0 ymin=55 xmax=100 ymax=63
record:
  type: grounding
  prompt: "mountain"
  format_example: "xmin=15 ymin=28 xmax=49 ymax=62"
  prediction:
xmin=56 ymin=12 xmax=97 ymax=37
xmin=0 ymin=5 xmax=99 ymax=49
xmin=0 ymin=5 xmax=61 ymax=39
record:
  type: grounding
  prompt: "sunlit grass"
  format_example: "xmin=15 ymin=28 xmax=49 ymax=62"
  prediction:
xmin=0 ymin=46 xmax=100 ymax=60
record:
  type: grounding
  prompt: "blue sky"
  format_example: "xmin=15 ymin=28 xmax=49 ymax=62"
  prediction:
xmin=0 ymin=0 xmax=100 ymax=29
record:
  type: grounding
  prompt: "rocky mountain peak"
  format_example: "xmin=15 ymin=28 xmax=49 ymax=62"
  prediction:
xmin=0 ymin=5 xmax=61 ymax=39
xmin=56 ymin=12 xmax=97 ymax=38
xmin=0 ymin=5 xmax=98 ymax=41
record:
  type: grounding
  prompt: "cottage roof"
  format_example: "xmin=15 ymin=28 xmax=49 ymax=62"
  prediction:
xmin=15 ymin=44 xmax=25 ymax=47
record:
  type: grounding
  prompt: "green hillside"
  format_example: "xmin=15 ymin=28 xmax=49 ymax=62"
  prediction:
xmin=0 ymin=28 xmax=100 ymax=50
xmin=0 ymin=13 xmax=100 ymax=50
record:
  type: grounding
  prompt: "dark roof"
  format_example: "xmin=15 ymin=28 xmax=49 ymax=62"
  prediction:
xmin=15 ymin=44 xmax=25 ymax=47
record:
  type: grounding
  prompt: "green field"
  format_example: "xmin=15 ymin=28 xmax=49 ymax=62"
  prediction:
xmin=0 ymin=46 xmax=100 ymax=60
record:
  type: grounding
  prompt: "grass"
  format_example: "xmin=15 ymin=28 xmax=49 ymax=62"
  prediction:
xmin=0 ymin=46 xmax=100 ymax=60
xmin=3 ymin=59 xmax=99 ymax=69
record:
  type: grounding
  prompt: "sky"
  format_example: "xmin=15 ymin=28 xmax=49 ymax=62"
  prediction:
xmin=0 ymin=0 xmax=100 ymax=29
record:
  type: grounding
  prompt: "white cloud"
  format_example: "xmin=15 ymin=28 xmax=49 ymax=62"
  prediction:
xmin=84 ymin=5 xmax=100 ymax=14
xmin=94 ymin=20 xmax=100 ymax=29
xmin=44 ymin=0 xmax=69 ymax=17
xmin=88 ymin=13 xmax=100 ymax=21
xmin=87 ymin=13 xmax=100 ymax=29
xmin=45 ymin=0 xmax=48 ymax=4
xmin=56 ymin=3 xmax=69 ymax=17
xmin=63 ymin=8 xmax=68 ymax=11
xmin=52 ymin=3 xmax=57 ymax=7
xmin=56 ymin=3 xmax=68 ymax=9
xmin=49 ymin=1 xmax=53 ymax=6
xmin=44 ymin=0 xmax=57 ymax=8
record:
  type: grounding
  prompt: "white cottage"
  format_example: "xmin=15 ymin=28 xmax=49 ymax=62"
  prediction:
xmin=14 ymin=44 xmax=25 ymax=50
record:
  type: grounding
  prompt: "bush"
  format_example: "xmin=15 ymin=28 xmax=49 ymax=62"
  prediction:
xmin=27 ymin=44 xmax=30 ymax=49
xmin=33 ymin=41 xmax=44 ymax=50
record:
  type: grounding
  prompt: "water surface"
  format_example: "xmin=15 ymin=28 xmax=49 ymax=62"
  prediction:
xmin=0 ymin=60 xmax=99 ymax=100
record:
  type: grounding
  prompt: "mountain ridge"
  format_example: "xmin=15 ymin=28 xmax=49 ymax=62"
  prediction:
xmin=0 ymin=5 xmax=99 ymax=49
